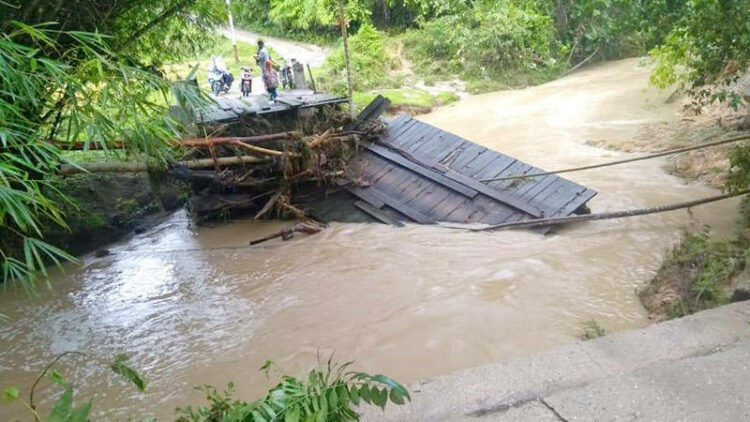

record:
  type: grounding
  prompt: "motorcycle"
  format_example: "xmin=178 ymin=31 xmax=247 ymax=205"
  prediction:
xmin=240 ymin=67 xmax=253 ymax=97
xmin=208 ymin=70 xmax=232 ymax=96
xmin=279 ymin=60 xmax=295 ymax=90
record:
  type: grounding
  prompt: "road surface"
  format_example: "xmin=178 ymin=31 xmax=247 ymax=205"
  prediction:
xmin=221 ymin=28 xmax=328 ymax=67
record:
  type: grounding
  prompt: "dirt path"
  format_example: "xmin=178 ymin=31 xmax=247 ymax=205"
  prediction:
xmin=222 ymin=29 xmax=328 ymax=67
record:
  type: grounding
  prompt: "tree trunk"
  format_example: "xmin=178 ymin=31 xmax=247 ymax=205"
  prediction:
xmin=339 ymin=0 xmax=354 ymax=116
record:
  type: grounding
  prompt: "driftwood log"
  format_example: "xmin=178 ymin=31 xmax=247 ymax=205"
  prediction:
xmin=249 ymin=221 xmax=327 ymax=245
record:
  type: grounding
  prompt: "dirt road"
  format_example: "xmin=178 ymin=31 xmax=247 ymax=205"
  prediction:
xmin=221 ymin=28 xmax=328 ymax=67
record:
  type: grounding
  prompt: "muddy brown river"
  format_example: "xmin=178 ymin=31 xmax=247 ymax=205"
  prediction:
xmin=0 ymin=59 xmax=740 ymax=420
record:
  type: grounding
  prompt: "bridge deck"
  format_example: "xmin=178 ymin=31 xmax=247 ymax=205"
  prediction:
xmin=348 ymin=114 xmax=597 ymax=226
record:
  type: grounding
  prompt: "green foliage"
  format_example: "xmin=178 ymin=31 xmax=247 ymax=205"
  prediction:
xmin=4 ymin=352 xmax=146 ymax=422
xmin=580 ymin=319 xmax=607 ymax=340
xmin=110 ymin=354 xmax=148 ymax=393
xmin=353 ymin=88 xmax=439 ymax=112
xmin=402 ymin=1 xmax=562 ymax=91
xmin=176 ymin=360 xmax=409 ymax=422
xmin=662 ymin=230 xmax=744 ymax=319
xmin=436 ymin=92 xmax=460 ymax=105
xmin=649 ymin=0 xmax=750 ymax=111
xmin=269 ymin=0 xmax=372 ymax=31
xmin=728 ymin=143 xmax=750 ymax=193
xmin=1 ymin=11 xmax=211 ymax=290
xmin=318 ymin=23 xmax=396 ymax=93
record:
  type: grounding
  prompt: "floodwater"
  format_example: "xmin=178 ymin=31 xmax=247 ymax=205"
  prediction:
xmin=0 ymin=58 xmax=740 ymax=420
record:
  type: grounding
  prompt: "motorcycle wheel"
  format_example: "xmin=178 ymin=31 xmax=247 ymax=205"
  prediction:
xmin=212 ymin=81 xmax=223 ymax=96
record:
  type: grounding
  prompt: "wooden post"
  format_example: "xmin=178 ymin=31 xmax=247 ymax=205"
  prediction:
xmin=307 ymin=64 xmax=318 ymax=93
xmin=225 ymin=0 xmax=239 ymax=64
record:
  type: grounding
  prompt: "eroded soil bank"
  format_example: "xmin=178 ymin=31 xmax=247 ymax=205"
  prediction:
xmin=0 ymin=58 xmax=741 ymax=420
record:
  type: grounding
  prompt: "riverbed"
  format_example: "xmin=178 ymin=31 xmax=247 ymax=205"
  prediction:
xmin=0 ymin=58 xmax=740 ymax=420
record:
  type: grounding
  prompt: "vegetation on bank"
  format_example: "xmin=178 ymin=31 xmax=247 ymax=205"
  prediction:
xmin=3 ymin=354 xmax=408 ymax=422
xmin=581 ymin=319 xmax=607 ymax=340
xmin=639 ymin=228 xmax=749 ymax=320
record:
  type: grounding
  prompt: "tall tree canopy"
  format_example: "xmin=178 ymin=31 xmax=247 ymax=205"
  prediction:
xmin=0 ymin=0 xmax=222 ymax=289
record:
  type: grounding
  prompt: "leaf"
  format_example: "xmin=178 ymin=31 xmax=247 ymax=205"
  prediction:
xmin=2 ymin=386 xmax=19 ymax=401
xmin=349 ymin=386 xmax=360 ymax=406
xmin=378 ymin=387 xmax=389 ymax=409
xmin=252 ymin=410 xmax=268 ymax=422
xmin=372 ymin=375 xmax=410 ymax=400
xmin=110 ymin=354 xmax=146 ymax=392
xmin=66 ymin=401 xmax=91 ymax=422
xmin=328 ymin=387 xmax=338 ymax=409
xmin=49 ymin=370 xmax=65 ymax=385
xmin=285 ymin=405 xmax=300 ymax=422
xmin=335 ymin=384 xmax=349 ymax=405
xmin=47 ymin=388 xmax=73 ymax=422
xmin=358 ymin=385 xmax=371 ymax=404
xmin=389 ymin=389 xmax=405 ymax=405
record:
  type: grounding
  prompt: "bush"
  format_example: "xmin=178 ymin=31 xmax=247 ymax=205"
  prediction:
xmin=402 ymin=1 xmax=562 ymax=90
xmin=317 ymin=23 xmax=398 ymax=94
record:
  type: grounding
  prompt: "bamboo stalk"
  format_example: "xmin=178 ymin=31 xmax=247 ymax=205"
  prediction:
xmin=178 ymin=132 xmax=300 ymax=147
xmin=45 ymin=132 xmax=301 ymax=151
xmin=234 ymin=140 xmax=289 ymax=157
xmin=59 ymin=155 xmax=266 ymax=175
xmin=476 ymin=189 xmax=750 ymax=232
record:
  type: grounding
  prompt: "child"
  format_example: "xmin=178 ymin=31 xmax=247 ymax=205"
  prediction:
xmin=262 ymin=60 xmax=279 ymax=101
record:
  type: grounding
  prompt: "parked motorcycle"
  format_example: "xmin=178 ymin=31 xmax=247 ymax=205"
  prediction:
xmin=240 ymin=67 xmax=253 ymax=97
xmin=279 ymin=60 xmax=295 ymax=90
xmin=208 ymin=70 xmax=233 ymax=96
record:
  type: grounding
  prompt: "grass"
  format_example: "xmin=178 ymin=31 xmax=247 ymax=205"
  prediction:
xmin=639 ymin=230 xmax=748 ymax=320
xmin=581 ymin=319 xmax=607 ymax=340
xmin=352 ymin=88 xmax=461 ymax=114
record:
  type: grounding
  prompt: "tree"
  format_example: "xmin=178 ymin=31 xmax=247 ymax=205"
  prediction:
xmin=0 ymin=1 xmax=222 ymax=291
xmin=650 ymin=0 xmax=750 ymax=111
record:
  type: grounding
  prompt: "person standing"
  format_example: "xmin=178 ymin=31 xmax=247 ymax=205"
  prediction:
xmin=262 ymin=59 xmax=279 ymax=101
xmin=255 ymin=40 xmax=271 ymax=74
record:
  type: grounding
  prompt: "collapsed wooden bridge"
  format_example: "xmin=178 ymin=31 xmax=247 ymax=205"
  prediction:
xmin=191 ymin=94 xmax=598 ymax=229
xmin=347 ymin=114 xmax=597 ymax=226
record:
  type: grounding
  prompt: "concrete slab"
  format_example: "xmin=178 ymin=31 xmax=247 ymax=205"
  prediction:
xmin=544 ymin=338 xmax=750 ymax=421
xmin=361 ymin=301 xmax=750 ymax=421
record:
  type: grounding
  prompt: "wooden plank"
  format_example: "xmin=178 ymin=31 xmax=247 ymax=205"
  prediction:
xmin=405 ymin=184 xmax=453 ymax=215
xmin=446 ymin=143 xmax=487 ymax=170
xmin=366 ymin=144 xmax=479 ymax=198
xmin=347 ymin=95 xmax=390 ymax=131
xmin=468 ymin=154 xmax=516 ymax=180
xmin=413 ymin=129 xmax=463 ymax=158
xmin=443 ymin=170 xmax=543 ymax=218
xmin=395 ymin=122 xmax=437 ymax=151
xmin=257 ymin=96 xmax=272 ymax=111
xmin=387 ymin=119 xmax=433 ymax=150
xmin=357 ymin=186 xmax=435 ymax=224
xmin=460 ymin=149 xmax=497 ymax=176
xmin=354 ymin=200 xmax=405 ymax=226
xmin=348 ymin=187 xmax=386 ymax=209
xmin=356 ymin=153 xmax=391 ymax=180
xmin=387 ymin=116 xmax=418 ymax=141
xmin=276 ymin=97 xmax=304 ymax=108
xmin=429 ymin=194 xmax=471 ymax=221
xmin=554 ymin=189 xmax=597 ymax=217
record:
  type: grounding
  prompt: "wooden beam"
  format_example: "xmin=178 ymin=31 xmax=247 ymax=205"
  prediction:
xmin=365 ymin=145 xmax=479 ymax=199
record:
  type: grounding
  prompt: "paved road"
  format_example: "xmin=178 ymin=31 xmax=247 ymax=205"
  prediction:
xmin=362 ymin=301 xmax=750 ymax=421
